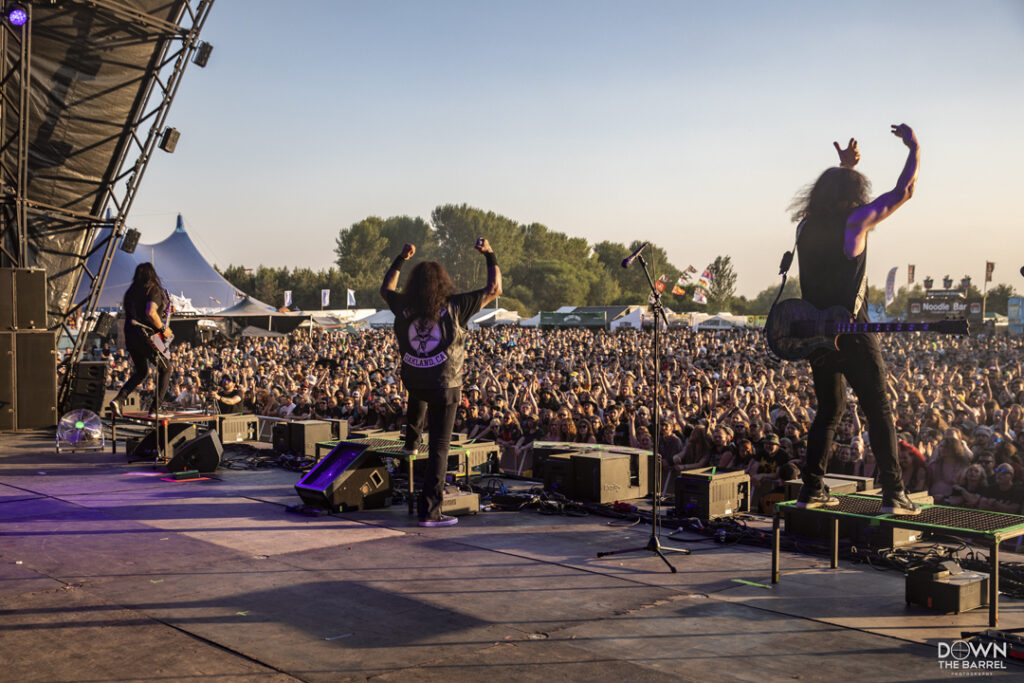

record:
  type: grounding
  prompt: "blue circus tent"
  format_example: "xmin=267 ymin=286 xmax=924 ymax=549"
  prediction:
xmin=80 ymin=214 xmax=256 ymax=310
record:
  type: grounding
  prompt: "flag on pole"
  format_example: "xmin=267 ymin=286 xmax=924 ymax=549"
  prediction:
xmin=885 ymin=266 xmax=898 ymax=307
xmin=986 ymin=261 xmax=995 ymax=283
xmin=693 ymin=288 xmax=707 ymax=305
xmin=908 ymin=264 xmax=915 ymax=286
xmin=698 ymin=269 xmax=713 ymax=289
xmin=283 ymin=290 xmax=292 ymax=308
xmin=655 ymin=280 xmax=666 ymax=292
xmin=672 ymin=284 xmax=686 ymax=296
xmin=347 ymin=289 xmax=356 ymax=307
xmin=686 ymin=265 xmax=698 ymax=275
xmin=321 ymin=289 xmax=330 ymax=307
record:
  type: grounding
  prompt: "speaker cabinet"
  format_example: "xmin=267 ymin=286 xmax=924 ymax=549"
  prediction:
xmin=14 ymin=331 xmax=57 ymax=429
xmin=0 ymin=333 xmax=13 ymax=430
xmin=295 ymin=441 xmax=391 ymax=511
xmin=0 ymin=267 xmax=46 ymax=330
xmin=571 ymin=451 xmax=648 ymax=503
xmin=64 ymin=361 xmax=108 ymax=414
xmin=290 ymin=420 xmax=333 ymax=456
xmin=167 ymin=431 xmax=223 ymax=473
xmin=217 ymin=413 xmax=257 ymax=442
xmin=129 ymin=423 xmax=197 ymax=461
xmin=103 ymin=389 xmax=140 ymax=416
xmin=272 ymin=422 xmax=290 ymax=452
xmin=676 ymin=468 xmax=751 ymax=519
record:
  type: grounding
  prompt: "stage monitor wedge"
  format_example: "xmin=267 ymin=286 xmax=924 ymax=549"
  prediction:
xmin=295 ymin=441 xmax=391 ymax=511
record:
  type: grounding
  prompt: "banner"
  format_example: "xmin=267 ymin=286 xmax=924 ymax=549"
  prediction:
xmin=539 ymin=311 xmax=607 ymax=327
xmin=697 ymin=269 xmax=713 ymax=289
xmin=885 ymin=267 xmax=897 ymax=307
xmin=908 ymin=298 xmax=983 ymax=323
xmin=283 ymin=290 xmax=292 ymax=308
xmin=986 ymin=261 xmax=995 ymax=283
xmin=321 ymin=289 xmax=330 ymax=307
xmin=693 ymin=288 xmax=707 ymax=305
xmin=671 ymin=284 xmax=686 ymax=296
xmin=347 ymin=289 xmax=356 ymax=307
xmin=908 ymin=264 xmax=915 ymax=285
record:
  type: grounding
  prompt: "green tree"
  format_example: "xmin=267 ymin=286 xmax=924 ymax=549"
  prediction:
xmin=379 ymin=215 xmax=437 ymax=266
xmin=524 ymin=261 xmax=597 ymax=312
xmin=334 ymin=218 xmax=390 ymax=301
xmin=706 ymin=255 xmax=738 ymax=312
xmin=431 ymin=204 xmax=524 ymax=291
xmin=742 ymin=279 xmax=802 ymax=315
xmin=985 ymin=283 xmax=1017 ymax=316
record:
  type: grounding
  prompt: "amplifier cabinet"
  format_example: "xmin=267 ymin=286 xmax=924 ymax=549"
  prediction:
xmin=675 ymin=467 xmax=750 ymax=519
xmin=218 ymin=413 xmax=258 ymax=442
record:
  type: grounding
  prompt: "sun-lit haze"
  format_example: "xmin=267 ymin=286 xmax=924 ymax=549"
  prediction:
xmin=129 ymin=0 xmax=1024 ymax=300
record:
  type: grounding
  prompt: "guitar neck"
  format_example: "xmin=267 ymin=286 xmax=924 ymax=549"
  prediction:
xmin=829 ymin=321 xmax=940 ymax=334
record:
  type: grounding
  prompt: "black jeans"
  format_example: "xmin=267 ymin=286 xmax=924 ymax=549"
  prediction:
xmin=117 ymin=335 xmax=170 ymax=409
xmin=802 ymin=334 xmax=903 ymax=494
xmin=404 ymin=387 xmax=460 ymax=521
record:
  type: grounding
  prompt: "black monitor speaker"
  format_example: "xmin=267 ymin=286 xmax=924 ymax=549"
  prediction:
xmin=167 ymin=431 xmax=223 ymax=473
xmin=295 ymin=441 xmax=391 ymax=511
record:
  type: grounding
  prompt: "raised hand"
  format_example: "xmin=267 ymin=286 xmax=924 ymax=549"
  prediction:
xmin=890 ymin=123 xmax=918 ymax=149
xmin=474 ymin=237 xmax=493 ymax=254
xmin=400 ymin=243 xmax=416 ymax=260
xmin=833 ymin=138 xmax=860 ymax=168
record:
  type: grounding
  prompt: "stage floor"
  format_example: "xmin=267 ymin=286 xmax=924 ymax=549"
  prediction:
xmin=1 ymin=430 xmax=1022 ymax=682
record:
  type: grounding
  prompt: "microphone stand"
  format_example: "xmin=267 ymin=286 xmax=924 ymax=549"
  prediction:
xmin=596 ymin=252 xmax=690 ymax=572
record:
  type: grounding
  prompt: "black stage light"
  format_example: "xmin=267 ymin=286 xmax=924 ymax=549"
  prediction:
xmin=159 ymin=127 xmax=180 ymax=153
xmin=120 ymin=228 xmax=140 ymax=253
xmin=193 ymin=41 xmax=213 ymax=67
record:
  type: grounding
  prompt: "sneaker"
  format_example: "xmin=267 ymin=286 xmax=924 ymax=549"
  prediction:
xmin=108 ymin=398 xmax=124 ymax=418
xmin=418 ymin=515 xmax=458 ymax=528
xmin=796 ymin=485 xmax=841 ymax=509
xmin=882 ymin=490 xmax=922 ymax=515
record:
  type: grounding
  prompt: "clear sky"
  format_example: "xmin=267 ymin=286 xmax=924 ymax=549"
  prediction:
xmin=129 ymin=0 xmax=1024 ymax=299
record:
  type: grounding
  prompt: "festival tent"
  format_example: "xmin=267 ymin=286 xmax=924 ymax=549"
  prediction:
xmin=610 ymin=308 xmax=644 ymax=330
xmin=79 ymin=214 xmax=252 ymax=311
xmin=468 ymin=308 xmax=520 ymax=329
xmin=215 ymin=296 xmax=305 ymax=334
xmin=364 ymin=310 xmax=396 ymax=329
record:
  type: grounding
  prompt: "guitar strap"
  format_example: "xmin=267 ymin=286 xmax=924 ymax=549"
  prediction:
xmin=768 ymin=219 xmax=805 ymax=316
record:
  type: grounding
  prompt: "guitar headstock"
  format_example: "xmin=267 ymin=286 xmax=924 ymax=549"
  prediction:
xmin=935 ymin=317 xmax=969 ymax=335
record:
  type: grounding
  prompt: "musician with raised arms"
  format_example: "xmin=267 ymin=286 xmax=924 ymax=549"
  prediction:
xmin=790 ymin=124 xmax=922 ymax=514
xmin=109 ymin=262 xmax=173 ymax=418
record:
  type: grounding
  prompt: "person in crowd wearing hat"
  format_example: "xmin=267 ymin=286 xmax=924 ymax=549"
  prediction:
xmin=790 ymin=124 xmax=922 ymax=514
xmin=213 ymin=375 xmax=244 ymax=414
xmin=380 ymin=238 xmax=501 ymax=528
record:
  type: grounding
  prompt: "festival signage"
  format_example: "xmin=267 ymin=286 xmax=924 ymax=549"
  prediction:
xmin=538 ymin=311 xmax=607 ymax=328
xmin=907 ymin=298 xmax=982 ymax=323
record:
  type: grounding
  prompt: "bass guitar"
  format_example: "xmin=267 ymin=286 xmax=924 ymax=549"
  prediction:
xmin=131 ymin=292 xmax=173 ymax=365
xmin=764 ymin=298 xmax=968 ymax=361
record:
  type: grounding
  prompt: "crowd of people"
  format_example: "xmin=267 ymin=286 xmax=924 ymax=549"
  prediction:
xmin=92 ymin=325 xmax=1024 ymax=513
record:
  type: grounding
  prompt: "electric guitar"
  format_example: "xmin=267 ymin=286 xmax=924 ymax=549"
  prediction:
xmin=131 ymin=292 xmax=173 ymax=364
xmin=764 ymin=298 xmax=968 ymax=361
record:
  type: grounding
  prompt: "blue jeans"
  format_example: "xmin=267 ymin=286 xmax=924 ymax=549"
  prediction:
xmin=404 ymin=387 xmax=461 ymax=521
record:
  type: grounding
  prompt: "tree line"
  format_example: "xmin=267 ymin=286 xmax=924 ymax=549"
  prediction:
xmin=218 ymin=203 xmax=1016 ymax=317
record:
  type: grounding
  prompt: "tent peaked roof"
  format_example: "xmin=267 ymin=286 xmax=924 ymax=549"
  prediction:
xmin=217 ymin=296 xmax=279 ymax=316
xmin=79 ymin=214 xmax=257 ymax=310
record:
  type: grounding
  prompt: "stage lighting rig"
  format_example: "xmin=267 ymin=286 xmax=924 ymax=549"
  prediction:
xmin=6 ymin=4 xmax=28 ymax=27
xmin=193 ymin=41 xmax=213 ymax=67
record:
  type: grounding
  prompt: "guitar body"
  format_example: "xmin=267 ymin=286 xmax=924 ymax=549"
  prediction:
xmin=765 ymin=297 xmax=969 ymax=361
xmin=765 ymin=299 xmax=853 ymax=361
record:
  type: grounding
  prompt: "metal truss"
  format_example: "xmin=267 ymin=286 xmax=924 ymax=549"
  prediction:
xmin=0 ymin=0 xmax=216 ymax=410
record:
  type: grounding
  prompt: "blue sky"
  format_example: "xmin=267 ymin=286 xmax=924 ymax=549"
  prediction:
xmin=130 ymin=0 xmax=1024 ymax=298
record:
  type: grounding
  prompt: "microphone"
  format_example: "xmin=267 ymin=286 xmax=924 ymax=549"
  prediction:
xmin=621 ymin=242 xmax=649 ymax=269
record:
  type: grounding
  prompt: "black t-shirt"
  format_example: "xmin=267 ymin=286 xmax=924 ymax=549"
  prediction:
xmin=124 ymin=284 xmax=167 ymax=342
xmin=216 ymin=388 xmax=243 ymax=414
xmin=797 ymin=212 xmax=868 ymax=321
xmin=384 ymin=289 xmax=486 ymax=391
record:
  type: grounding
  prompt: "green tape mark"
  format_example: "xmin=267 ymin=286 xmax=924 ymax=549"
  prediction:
xmin=149 ymin=579 xmax=163 ymax=584
xmin=731 ymin=578 xmax=771 ymax=589
xmin=236 ymin=611 xmax=250 ymax=616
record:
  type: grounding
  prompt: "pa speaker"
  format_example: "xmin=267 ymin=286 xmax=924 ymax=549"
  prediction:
xmin=295 ymin=441 xmax=391 ymax=511
xmin=64 ymin=361 xmax=108 ymax=414
xmin=15 ymin=331 xmax=57 ymax=429
xmin=130 ymin=423 xmax=197 ymax=461
xmin=167 ymin=431 xmax=222 ymax=473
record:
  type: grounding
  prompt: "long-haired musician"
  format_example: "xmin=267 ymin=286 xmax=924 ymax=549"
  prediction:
xmin=790 ymin=125 xmax=922 ymax=515
xmin=380 ymin=239 xmax=501 ymax=527
xmin=109 ymin=262 xmax=172 ymax=417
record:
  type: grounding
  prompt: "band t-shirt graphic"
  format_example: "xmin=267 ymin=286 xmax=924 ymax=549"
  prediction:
xmin=384 ymin=289 xmax=485 ymax=391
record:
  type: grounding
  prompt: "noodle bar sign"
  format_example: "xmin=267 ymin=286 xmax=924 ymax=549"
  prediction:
xmin=908 ymin=298 xmax=983 ymax=323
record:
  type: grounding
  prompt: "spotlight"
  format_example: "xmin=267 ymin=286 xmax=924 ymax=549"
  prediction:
xmin=7 ymin=5 xmax=28 ymax=27
xmin=120 ymin=228 xmax=141 ymax=253
xmin=159 ymin=127 xmax=180 ymax=153
xmin=193 ymin=41 xmax=213 ymax=68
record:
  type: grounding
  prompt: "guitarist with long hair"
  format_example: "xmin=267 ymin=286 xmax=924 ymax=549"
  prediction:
xmin=790 ymin=124 xmax=922 ymax=515
xmin=109 ymin=262 xmax=172 ymax=418
xmin=380 ymin=238 xmax=501 ymax=527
